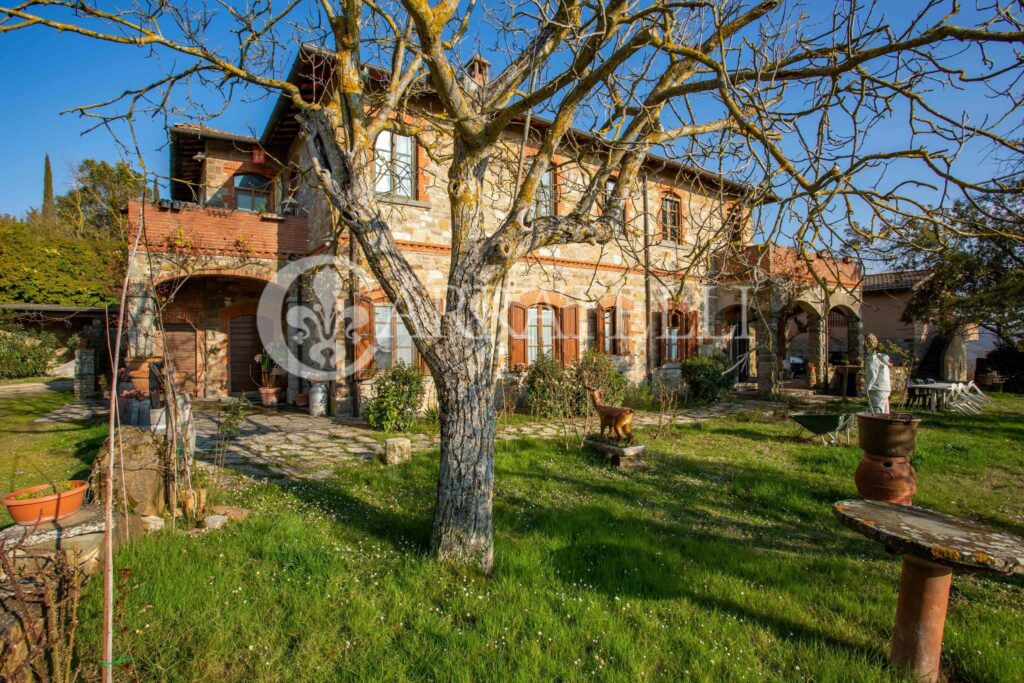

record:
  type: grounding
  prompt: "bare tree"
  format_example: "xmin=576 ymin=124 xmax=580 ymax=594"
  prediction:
xmin=3 ymin=0 xmax=1024 ymax=576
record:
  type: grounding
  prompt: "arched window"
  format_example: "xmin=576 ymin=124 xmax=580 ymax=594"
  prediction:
xmin=508 ymin=296 xmax=578 ymax=369
xmin=233 ymin=174 xmax=272 ymax=213
xmin=666 ymin=310 xmax=684 ymax=362
xmin=374 ymin=131 xmax=416 ymax=198
xmin=655 ymin=305 xmax=697 ymax=366
xmin=660 ymin=195 xmax=682 ymax=243
xmin=527 ymin=304 xmax=557 ymax=363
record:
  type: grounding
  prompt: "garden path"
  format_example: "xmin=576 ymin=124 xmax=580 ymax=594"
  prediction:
xmin=191 ymin=400 xmax=770 ymax=486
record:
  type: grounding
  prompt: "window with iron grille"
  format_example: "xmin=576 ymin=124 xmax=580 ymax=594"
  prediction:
xmin=374 ymin=131 xmax=416 ymax=198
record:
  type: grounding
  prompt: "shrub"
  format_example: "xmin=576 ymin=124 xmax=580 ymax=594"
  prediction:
xmin=679 ymin=355 xmax=736 ymax=403
xmin=365 ymin=362 xmax=426 ymax=431
xmin=525 ymin=349 xmax=632 ymax=418
xmin=524 ymin=353 xmax=582 ymax=418
xmin=0 ymin=323 xmax=58 ymax=379
xmin=575 ymin=348 xmax=627 ymax=406
xmin=985 ymin=341 xmax=1024 ymax=393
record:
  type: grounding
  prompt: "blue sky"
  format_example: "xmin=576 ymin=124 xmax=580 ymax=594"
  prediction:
xmin=0 ymin=2 xmax=1019 ymax=231
xmin=0 ymin=28 xmax=277 ymax=216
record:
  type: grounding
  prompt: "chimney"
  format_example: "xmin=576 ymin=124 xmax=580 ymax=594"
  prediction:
xmin=466 ymin=55 xmax=491 ymax=86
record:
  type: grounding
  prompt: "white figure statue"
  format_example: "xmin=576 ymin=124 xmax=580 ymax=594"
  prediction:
xmin=863 ymin=333 xmax=891 ymax=414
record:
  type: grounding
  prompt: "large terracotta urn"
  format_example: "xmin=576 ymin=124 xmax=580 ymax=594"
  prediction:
xmin=855 ymin=413 xmax=920 ymax=505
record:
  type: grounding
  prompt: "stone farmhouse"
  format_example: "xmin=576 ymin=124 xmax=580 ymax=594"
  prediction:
xmin=124 ymin=45 xmax=861 ymax=411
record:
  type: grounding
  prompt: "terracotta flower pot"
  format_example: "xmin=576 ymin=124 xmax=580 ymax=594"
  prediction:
xmin=258 ymin=387 xmax=280 ymax=407
xmin=3 ymin=480 xmax=89 ymax=526
xmin=857 ymin=412 xmax=920 ymax=458
xmin=855 ymin=412 xmax=921 ymax=505
xmin=294 ymin=393 xmax=309 ymax=407
xmin=125 ymin=358 xmax=150 ymax=373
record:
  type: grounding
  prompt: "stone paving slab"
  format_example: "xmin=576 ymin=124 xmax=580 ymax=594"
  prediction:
xmin=34 ymin=399 xmax=108 ymax=423
xmin=191 ymin=400 xmax=768 ymax=487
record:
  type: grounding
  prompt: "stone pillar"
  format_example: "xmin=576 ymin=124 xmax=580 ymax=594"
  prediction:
xmin=753 ymin=313 xmax=779 ymax=395
xmin=286 ymin=286 xmax=301 ymax=405
xmin=74 ymin=348 xmax=96 ymax=399
xmin=126 ymin=284 xmax=158 ymax=359
xmin=848 ymin=317 xmax=865 ymax=365
xmin=806 ymin=314 xmax=826 ymax=391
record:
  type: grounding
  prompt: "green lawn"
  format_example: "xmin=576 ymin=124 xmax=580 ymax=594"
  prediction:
xmin=68 ymin=395 xmax=1024 ymax=681
xmin=0 ymin=391 xmax=107 ymax=521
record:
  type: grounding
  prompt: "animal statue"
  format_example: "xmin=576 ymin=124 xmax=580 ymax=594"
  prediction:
xmin=588 ymin=388 xmax=635 ymax=444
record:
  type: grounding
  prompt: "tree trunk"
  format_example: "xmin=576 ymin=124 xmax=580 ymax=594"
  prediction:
xmin=430 ymin=360 xmax=497 ymax=572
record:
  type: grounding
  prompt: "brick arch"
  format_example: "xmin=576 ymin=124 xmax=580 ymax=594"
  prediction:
xmin=598 ymin=294 xmax=633 ymax=311
xmin=361 ymin=288 xmax=392 ymax=304
xmin=656 ymin=299 xmax=691 ymax=313
xmin=519 ymin=290 xmax=569 ymax=309
xmin=154 ymin=268 xmax=276 ymax=287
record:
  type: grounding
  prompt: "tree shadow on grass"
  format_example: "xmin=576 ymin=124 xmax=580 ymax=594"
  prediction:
xmin=226 ymin=466 xmax=436 ymax=556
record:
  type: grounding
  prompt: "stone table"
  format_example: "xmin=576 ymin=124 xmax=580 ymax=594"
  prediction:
xmin=833 ymin=499 xmax=1024 ymax=683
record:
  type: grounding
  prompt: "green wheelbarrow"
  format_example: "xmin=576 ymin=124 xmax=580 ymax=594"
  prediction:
xmin=790 ymin=412 xmax=856 ymax=446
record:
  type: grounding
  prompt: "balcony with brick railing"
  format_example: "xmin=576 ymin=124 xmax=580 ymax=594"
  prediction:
xmin=127 ymin=199 xmax=309 ymax=260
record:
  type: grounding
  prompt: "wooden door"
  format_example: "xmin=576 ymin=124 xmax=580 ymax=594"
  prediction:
xmin=163 ymin=323 xmax=198 ymax=394
xmin=228 ymin=315 xmax=261 ymax=394
xmin=729 ymin=320 xmax=750 ymax=382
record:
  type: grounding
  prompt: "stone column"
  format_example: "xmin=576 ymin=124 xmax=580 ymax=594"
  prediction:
xmin=848 ymin=317 xmax=865 ymax=365
xmin=285 ymin=286 xmax=301 ymax=405
xmin=753 ymin=313 xmax=779 ymax=395
xmin=125 ymin=283 xmax=158 ymax=359
xmin=74 ymin=348 xmax=96 ymax=400
xmin=806 ymin=314 xmax=826 ymax=391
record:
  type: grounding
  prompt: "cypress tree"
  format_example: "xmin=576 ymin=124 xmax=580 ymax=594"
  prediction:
xmin=42 ymin=154 xmax=55 ymax=223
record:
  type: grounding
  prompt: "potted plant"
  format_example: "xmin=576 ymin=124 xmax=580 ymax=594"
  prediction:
xmin=253 ymin=349 xmax=279 ymax=407
xmin=3 ymin=480 xmax=90 ymax=526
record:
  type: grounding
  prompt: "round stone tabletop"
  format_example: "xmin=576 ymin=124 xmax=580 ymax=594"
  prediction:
xmin=834 ymin=499 xmax=1024 ymax=575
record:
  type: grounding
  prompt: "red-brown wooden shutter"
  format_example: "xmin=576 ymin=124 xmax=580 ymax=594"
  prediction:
xmin=508 ymin=302 xmax=527 ymax=369
xmin=419 ymin=298 xmax=443 ymax=372
xmin=656 ymin=309 xmax=667 ymax=366
xmin=619 ymin=308 xmax=632 ymax=356
xmin=595 ymin=303 xmax=606 ymax=355
xmin=354 ymin=296 xmax=375 ymax=378
xmin=416 ymin=143 xmax=429 ymax=202
xmin=560 ymin=305 xmax=579 ymax=365
xmin=686 ymin=310 xmax=699 ymax=359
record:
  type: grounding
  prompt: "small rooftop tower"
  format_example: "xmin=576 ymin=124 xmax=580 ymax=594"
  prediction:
xmin=466 ymin=55 xmax=492 ymax=86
